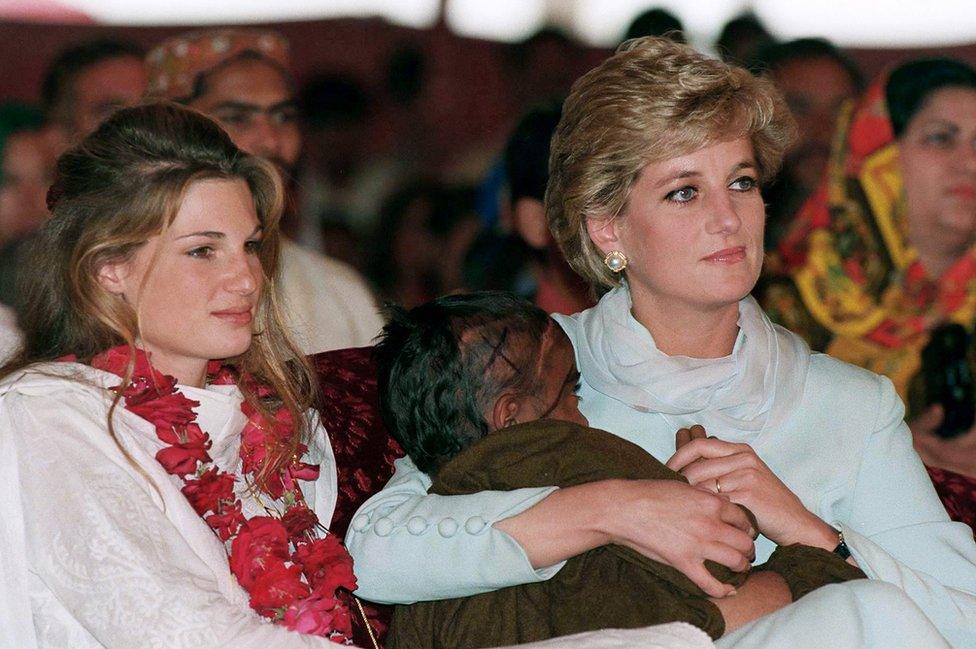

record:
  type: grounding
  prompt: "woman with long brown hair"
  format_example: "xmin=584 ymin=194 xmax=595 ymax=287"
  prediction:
xmin=0 ymin=102 xmax=360 ymax=647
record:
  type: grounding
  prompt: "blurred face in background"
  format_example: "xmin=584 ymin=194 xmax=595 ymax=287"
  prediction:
xmin=0 ymin=130 xmax=58 ymax=243
xmin=770 ymin=56 xmax=859 ymax=192
xmin=70 ymin=55 xmax=147 ymax=139
xmin=190 ymin=57 xmax=302 ymax=175
xmin=899 ymin=86 xmax=976 ymax=258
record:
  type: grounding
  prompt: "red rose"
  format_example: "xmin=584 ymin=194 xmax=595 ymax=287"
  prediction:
xmin=155 ymin=423 xmax=212 ymax=475
xmin=293 ymin=535 xmax=357 ymax=594
xmin=207 ymin=360 xmax=239 ymax=384
xmin=281 ymin=504 xmax=319 ymax=541
xmin=326 ymin=598 xmax=354 ymax=639
xmin=230 ymin=517 xmax=290 ymax=589
xmin=269 ymin=407 xmax=295 ymax=442
xmin=123 ymin=373 xmax=178 ymax=406
xmin=92 ymin=345 xmax=150 ymax=377
xmin=206 ymin=501 xmax=245 ymax=541
xmin=282 ymin=590 xmax=337 ymax=636
xmin=248 ymin=562 xmax=310 ymax=617
xmin=128 ymin=391 xmax=199 ymax=430
xmin=155 ymin=421 xmax=207 ymax=447
xmin=281 ymin=447 xmax=320 ymax=493
xmin=239 ymin=417 xmax=270 ymax=475
xmin=182 ymin=468 xmax=236 ymax=516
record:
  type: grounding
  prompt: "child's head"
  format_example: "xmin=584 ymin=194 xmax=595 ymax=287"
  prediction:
xmin=375 ymin=291 xmax=586 ymax=475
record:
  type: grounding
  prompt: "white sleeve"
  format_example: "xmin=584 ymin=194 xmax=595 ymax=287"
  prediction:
xmin=0 ymin=392 xmax=336 ymax=649
xmin=345 ymin=455 xmax=563 ymax=604
xmin=841 ymin=376 xmax=976 ymax=648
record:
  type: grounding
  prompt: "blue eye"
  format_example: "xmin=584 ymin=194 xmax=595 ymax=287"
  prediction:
xmin=666 ymin=186 xmax=697 ymax=203
xmin=730 ymin=176 xmax=758 ymax=192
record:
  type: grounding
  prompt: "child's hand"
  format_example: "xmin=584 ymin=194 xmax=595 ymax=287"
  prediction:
xmin=675 ymin=424 xmax=709 ymax=449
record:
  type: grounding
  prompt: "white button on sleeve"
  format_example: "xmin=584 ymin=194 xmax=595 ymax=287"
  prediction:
xmin=406 ymin=516 xmax=428 ymax=535
xmin=373 ymin=517 xmax=394 ymax=537
xmin=464 ymin=516 xmax=487 ymax=535
xmin=437 ymin=517 xmax=459 ymax=537
xmin=351 ymin=514 xmax=370 ymax=532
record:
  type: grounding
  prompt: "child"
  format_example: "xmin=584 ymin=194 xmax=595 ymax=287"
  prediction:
xmin=374 ymin=292 xmax=864 ymax=648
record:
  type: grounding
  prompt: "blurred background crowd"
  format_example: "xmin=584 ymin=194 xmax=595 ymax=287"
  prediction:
xmin=1 ymin=4 xmax=976 ymax=485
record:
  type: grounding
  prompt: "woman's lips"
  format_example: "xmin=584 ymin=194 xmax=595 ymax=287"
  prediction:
xmin=212 ymin=308 xmax=253 ymax=325
xmin=948 ymin=184 xmax=976 ymax=200
xmin=702 ymin=246 xmax=746 ymax=263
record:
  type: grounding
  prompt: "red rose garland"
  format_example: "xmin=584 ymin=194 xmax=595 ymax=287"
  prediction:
xmin=78 ymin=345 xmax=361 ymax=643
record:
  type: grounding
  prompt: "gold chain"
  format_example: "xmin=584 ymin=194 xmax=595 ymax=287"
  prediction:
xmin=354 ymin=595 xmax=380 ymax=649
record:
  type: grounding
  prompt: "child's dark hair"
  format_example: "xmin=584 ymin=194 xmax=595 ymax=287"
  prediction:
xmin=374 ymin=291 xmax=551 ymax=475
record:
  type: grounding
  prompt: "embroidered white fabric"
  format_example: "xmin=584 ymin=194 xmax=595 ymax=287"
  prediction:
xmin=0 ymin=362 xmax=343 ymax=648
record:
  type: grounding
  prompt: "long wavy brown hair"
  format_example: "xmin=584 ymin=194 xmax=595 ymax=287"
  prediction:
xmin=0 ymin=101 xmax=316 ymax=489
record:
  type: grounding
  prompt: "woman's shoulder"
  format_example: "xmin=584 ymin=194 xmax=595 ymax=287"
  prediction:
xmin=0 ymin=361 xmax=116 ymax=399
xmin=0 ymin=362 xmax=122 ymax=428
xmin=0 ymin=363 xmax=122 ymax=452
xmin=805 ymin=352 xmax=892 ymax=390
xmin=800 ymin=352 xmax=902 ymax=423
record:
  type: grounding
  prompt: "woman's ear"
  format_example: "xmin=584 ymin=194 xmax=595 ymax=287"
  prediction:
xmin=490 ymin=393 xmax=523 ymax=432
xmin=96 ymin=260 xmax=131 ymax=297
xmin=585 ymin=213 xmax=622 ymax=257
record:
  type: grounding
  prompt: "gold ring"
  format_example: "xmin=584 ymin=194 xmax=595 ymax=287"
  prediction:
xmin=715 ymin=478 xmax=722 ymax=494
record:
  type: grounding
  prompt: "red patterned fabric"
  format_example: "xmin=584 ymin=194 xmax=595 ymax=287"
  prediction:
xmin=310 ymin=346 xmax=404 ymax=647
xmin=927 ymin=466 xmax=976 ymax=536
xmin=310 ymin=346 xmax=403 ymax=537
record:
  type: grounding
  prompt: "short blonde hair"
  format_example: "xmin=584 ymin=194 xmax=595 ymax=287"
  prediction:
xmin=546 ymin=36 xmax=796 ymax=291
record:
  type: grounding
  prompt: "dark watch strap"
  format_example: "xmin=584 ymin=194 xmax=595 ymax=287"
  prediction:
xmin=833 ymin=529 xmax=852 ymax=559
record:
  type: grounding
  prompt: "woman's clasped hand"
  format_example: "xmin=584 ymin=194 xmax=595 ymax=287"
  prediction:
xmin=668 ymin=427 xmax=838 ymax=552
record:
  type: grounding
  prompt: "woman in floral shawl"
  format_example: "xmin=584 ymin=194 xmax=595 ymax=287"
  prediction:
xmin=768 ymin=58 xmax=976 ymax=511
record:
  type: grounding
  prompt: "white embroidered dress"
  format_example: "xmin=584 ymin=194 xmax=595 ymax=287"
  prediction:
xmin=0 ymin=362 xmax=341 ymax=648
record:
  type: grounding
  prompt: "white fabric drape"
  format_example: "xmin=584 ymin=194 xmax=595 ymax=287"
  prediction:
xmin=559 ymin=286 xmax=810 ymax=436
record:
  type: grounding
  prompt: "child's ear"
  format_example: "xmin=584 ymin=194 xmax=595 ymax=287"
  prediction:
xmin=490 ymin=393 xmax=522 ymax=432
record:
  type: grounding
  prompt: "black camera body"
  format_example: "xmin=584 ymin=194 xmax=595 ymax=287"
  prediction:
xmin=921 ymin=323 xmax=976 ymax=439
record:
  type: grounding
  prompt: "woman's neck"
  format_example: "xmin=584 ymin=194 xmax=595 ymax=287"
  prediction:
xmin=139 ymin=344 xmax=207 ymax=387
xmin=909 ymin=223 xmax=972 ymax=279
xmin=630 ymin=294 xmax=741 ymax=358
xmin=914 ymin=241 xmax=969 ymax=279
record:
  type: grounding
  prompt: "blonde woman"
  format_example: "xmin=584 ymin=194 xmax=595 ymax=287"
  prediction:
xmin=0 ymin=103 xmax=365 ymax=648
xmin=348 ymin=38 xmax=975 ymax=647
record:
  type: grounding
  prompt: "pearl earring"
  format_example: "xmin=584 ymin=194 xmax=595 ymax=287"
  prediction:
xmin=603 ymin=250 xmax=628 ymax=273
